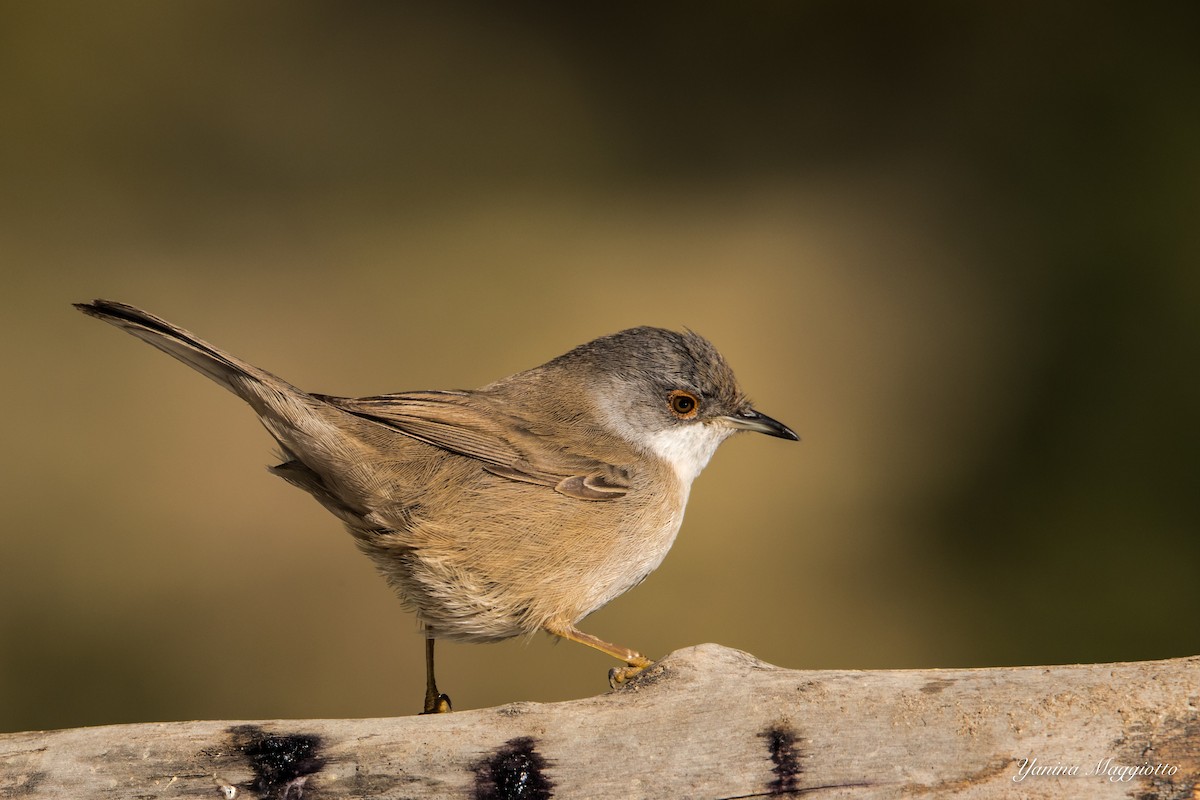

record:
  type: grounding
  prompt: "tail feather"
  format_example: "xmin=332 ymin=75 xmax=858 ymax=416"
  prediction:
xmin=74 ymin=299 xmax=288 ymax=398
xmin=77 ymin=299 xmax=402 ymax=522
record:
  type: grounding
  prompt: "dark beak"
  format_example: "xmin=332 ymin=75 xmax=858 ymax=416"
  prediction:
xmin=722 ymin=409 xmax=800 ymax=441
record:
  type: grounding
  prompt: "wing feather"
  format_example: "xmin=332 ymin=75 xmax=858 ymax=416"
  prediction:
xmin=317 ymin=391 xmax=631 ymax=501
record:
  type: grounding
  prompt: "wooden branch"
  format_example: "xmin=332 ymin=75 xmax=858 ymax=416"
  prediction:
xmin=2 ymin=645 xmax=1197 ymax=799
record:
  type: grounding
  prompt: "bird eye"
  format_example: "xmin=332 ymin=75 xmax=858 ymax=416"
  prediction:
xmin=667 ymin=390 xmax=700 ymax=419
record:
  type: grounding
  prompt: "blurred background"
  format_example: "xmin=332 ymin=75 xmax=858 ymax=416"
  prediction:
xmin=2 ymin=2 xmax=1197 ymax=734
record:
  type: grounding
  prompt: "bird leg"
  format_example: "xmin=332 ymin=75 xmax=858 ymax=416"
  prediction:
xmin=420 ymin=635 xmax=452 ymax=714
xmin=545 ymin=620 xmax=654 ymax=688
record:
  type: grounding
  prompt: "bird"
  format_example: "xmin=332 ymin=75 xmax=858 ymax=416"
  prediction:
xmin=75 ymin=299 xmax=798 ymax=713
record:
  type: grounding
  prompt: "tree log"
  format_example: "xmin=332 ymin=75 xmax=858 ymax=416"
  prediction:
xmin=1 ymin=644 xmax=1196 ymax=799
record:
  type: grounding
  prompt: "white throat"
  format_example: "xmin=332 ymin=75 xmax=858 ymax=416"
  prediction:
xmin=643 ymin=423 xmax=733 ymax=486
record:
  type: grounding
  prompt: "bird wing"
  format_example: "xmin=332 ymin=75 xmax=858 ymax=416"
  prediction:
xmin=317 ymin=390 xmax=631 ymax=501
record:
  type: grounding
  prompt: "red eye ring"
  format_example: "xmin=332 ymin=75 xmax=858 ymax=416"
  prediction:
xmin=667 ymin=390 xmax=700 ymax=419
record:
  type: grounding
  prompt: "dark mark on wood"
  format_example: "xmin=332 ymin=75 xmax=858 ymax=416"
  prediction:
xmin=714 ymin=725 xmax=875 ymax=798
xmin=229 ymin=725 xmax=325 ymax=800
xmin=474 ymin=736 xmax=553 ymax=800
xmin=762 ymin=723 xmax=802 ymax=794
xmin=1115 ymin=712 xmax=1200 ymax=798
xmin=920 ymin=678 xmax=955 ymax=694
xmin=3 ymin=769 xmax=45 ymax=797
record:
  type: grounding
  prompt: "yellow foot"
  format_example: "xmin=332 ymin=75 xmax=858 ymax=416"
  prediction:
xmin=543 ymin=619 xmax=654 ymax=690
xmin=608 ymin=662 xmax=652 ymax=688
xmin=421 ymin=692 xmax=452 ymax=714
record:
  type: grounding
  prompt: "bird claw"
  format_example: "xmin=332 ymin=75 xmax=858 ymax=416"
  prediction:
xmin=421 ymin=692 xmax=452 ymax=714
xmin=608 ymin=663 xmax=648 ymax=688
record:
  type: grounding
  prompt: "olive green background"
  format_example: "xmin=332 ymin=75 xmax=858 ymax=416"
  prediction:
xmin=2 ymin=3 xmax=1197 ymax=733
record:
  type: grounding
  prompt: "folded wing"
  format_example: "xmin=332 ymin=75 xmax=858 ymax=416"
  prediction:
xmin=318 ymin=391 xmax=631 ymax=501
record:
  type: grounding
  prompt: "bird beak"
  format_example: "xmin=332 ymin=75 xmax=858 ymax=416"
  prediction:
xmin=722 ymin=409 xmax=800 ymax=441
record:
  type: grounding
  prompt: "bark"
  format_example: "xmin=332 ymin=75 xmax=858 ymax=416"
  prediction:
xmin=1 ymin=644 xmax=1197 ymax=799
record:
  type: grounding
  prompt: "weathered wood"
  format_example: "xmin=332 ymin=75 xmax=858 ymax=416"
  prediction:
xmin=1 ymin=644 xmax=1196 ymax=799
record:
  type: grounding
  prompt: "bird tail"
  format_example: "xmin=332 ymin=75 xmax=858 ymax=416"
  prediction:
xmin=76 ymin=299 xmax=399 ymax=529
xmin=74 ymin=299 xmax=300 ymax=402
xmin=73 ymin=296 xmax=339 ymax=457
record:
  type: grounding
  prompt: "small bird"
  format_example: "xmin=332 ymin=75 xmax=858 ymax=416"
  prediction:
xmin=75 ymin=300 xmax=797 ymax=713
